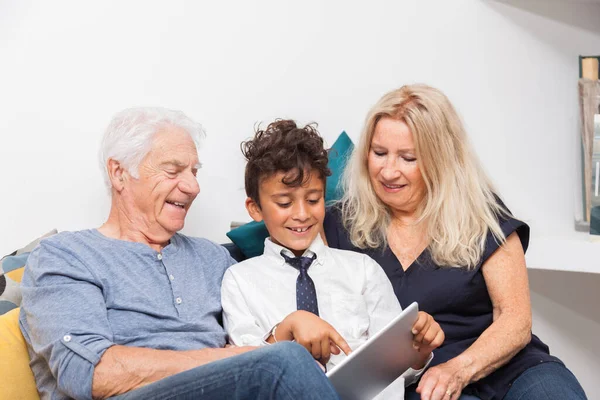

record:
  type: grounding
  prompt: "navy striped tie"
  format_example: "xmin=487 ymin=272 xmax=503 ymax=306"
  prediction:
xmin=281 ymin=251 xmax=319 ymax=316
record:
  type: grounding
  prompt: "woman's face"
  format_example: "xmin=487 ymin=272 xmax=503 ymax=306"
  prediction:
xmin=367 ymin=117 xmax=426 ymax=216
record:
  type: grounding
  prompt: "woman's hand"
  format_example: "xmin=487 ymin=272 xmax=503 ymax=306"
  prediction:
xmin=272 ymin=310 xmax=352 ymax=365
xmin=417 ymin=231 xmax=533 ymax=399
xmin=416 ymin=358 xmax=471 ymax=400
xmin=411 ymin=311 xmax=445 ymax=368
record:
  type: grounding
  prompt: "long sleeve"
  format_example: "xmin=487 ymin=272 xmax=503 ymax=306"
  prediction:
xmin=221 ymin=268 xmax=271 ymax=347
xmin=20 ymin=241 xmax=115 ymax=400
xmin=361 ymin=255 xmax=402 ymax=335
xmin=361 ymin=255 xmax=432 ymax=386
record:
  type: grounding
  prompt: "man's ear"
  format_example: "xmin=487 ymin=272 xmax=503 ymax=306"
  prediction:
xmin=106 ymin=158 xmax=127 ymax=192
xmin=245 ymin=197 xmax=263 ymax=222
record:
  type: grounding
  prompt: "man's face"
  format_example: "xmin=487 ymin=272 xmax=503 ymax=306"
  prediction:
xmin=246 ymin=170 xmax=325 ymax=256
xmin=123 ymin=127 xmax=200 ymax=241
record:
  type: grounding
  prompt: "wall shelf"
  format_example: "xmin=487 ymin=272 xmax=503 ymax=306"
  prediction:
xmin=527 ymin=233 xmax=600 ymax=273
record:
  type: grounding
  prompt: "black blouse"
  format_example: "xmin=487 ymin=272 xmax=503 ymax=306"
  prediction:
xmin=324 ymin=206 xmax=562 ymax=400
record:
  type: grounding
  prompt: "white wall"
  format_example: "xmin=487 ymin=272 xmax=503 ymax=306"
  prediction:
xmin=1 ymin=0 xmax=599 ymax=397
xmin=529 ymin=268 xmax=600 ymax=399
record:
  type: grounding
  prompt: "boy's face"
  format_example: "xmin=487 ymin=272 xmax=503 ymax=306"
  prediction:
xmin=246 ymin=170 xmax=325 ymax=257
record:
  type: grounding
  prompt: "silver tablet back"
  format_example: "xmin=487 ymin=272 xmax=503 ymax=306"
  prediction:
xmin=327 ymin=302 xmax=420 ymax=400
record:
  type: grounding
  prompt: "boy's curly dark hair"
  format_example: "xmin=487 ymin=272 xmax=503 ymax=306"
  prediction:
xmin=242 ymin=119 xmax=331 ymax=206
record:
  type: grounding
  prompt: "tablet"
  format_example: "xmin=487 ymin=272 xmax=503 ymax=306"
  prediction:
xmin=326 ymin=302 xmax=420 ymax=400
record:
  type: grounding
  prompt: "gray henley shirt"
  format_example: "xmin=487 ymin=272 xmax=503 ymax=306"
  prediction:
xmin=19 ymin=229 xmax=235 ymax=400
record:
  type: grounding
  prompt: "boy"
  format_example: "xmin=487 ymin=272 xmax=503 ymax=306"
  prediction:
xmin=221 ymin=120 xmax=444 ymax=394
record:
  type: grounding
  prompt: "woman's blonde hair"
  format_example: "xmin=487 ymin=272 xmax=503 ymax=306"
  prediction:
xmin=340 ymin=84 xmax=509 ymax=269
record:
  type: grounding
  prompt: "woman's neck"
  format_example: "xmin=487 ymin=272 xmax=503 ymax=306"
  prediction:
xmin=387 ymin=212 xmax=429 ymax=271
xmin=390 ymin=206 xmax=422 ymax=227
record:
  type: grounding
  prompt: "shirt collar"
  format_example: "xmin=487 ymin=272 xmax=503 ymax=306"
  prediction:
xmin=263 ymin=234 xmax=327 ymax=268
xmin=161 ymin=233 xmax=180 ymax=256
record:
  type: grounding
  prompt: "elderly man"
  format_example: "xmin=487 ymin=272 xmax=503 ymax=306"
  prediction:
xmin=19 ymin=108 xmax=339 ymax=400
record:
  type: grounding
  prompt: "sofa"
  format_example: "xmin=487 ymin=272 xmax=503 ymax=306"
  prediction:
xmin=0 ymin=131 xmax=353 ymax=398
xmin=1 ymin=231 xmax=56 ymax=400
xmin=0 ymin=236 xmax=249 ymax=400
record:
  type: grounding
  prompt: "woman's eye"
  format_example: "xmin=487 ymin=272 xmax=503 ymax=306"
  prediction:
xmin=403 ymin=157 xmax=416 ymax=162
xmin=373 ymin=151 xmax=386 ymax=157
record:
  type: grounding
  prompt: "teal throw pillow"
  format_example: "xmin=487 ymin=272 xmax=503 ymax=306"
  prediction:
xmin=326 ymin=131 xmax=354 ymax=204
xmin=226 ymin=131 xmax=354 ymax=259
xmin=225 ymin=221 xmax=270 ymax=259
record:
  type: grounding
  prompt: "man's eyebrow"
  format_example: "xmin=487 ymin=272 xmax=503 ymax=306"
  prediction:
xmin=160 ymin=160 xmax=202 ymax=169
xmin=160 ymin=160 xmax=185 ymax=167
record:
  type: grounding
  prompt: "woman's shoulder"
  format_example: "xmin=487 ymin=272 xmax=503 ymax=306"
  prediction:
xmin=324 ymin=204 xmax=353 ymax=250
xmin=324 ymin=203 xmax=343 ymax=221
xmin=481 ymin=198 xmax=530 ymax=264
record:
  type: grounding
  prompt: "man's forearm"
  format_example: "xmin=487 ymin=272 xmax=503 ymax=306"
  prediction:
xmin=92 ymin=345 xmax=253 ymax=399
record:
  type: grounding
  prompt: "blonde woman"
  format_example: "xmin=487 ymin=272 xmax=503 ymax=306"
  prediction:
xmin=324 ymin=84 xmax=586 ymax=400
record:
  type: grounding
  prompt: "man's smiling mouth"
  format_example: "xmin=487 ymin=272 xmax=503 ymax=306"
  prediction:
xmin=166 ymin=200 xmax=186 ymax=209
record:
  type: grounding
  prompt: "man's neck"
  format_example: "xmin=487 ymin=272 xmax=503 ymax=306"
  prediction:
xmin=99 ymin=202 xmax=170 ymax=252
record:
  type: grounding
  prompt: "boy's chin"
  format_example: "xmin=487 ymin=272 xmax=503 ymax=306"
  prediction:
xmin=273 ymin=233 xmax=319 ymax=254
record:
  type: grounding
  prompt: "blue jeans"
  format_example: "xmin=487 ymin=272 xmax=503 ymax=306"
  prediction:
xmin=405 ymin=392 xmax=479 ymax=400
xmin=110 ymin=342 xmax=339 ymax=400
xmin=405 ymin=361 xmax=586 ymax=400
xmin=504 ymin=362 xmax=587 ymax=400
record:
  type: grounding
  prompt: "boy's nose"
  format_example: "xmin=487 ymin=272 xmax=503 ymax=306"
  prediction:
xmin=292 ymin=202 xmax=310 ymax=221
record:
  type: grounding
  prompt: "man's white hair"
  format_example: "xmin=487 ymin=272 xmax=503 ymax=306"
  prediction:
xmin=99 ymin=107 xmax=206 ymax=190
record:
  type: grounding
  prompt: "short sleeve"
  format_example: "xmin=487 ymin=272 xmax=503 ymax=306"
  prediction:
xmin=221 ymin=268 xmax=271 ymax=347
xmin=481 ymin=209 xmax=530 ymax=265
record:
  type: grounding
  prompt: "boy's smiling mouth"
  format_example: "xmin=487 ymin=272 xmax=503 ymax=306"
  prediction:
xmin=287 ymin=225 xmax=313 ymax=233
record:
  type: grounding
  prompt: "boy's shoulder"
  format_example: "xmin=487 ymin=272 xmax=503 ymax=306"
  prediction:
xmin=226 ymin=254 xmax=271 ymax=274
xmin=324 ymin=245 xmax=385 ymax=275
xmin=325 ymin=245 xmax=371 ymax=263
xmin=225 ymin=245 xmax=377 ymax=273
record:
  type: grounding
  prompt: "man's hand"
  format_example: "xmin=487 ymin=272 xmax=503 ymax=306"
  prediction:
xmin=270 ymin=310 xmax=351 ymax=365
xmin=92 ymin=345 xmax=258 ymax=398
xmin=411 ymin=311 xmax=445 ymax=369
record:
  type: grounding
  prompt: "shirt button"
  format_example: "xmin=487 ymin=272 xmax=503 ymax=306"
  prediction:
xmin=176 ymin=297 xmax=182 ymax=304
xmin=63 ymin=335 xmax=71 ymax=342
xmin=169 ymin=274 xmax=175 ymax=281
xmin=157 ymin=253 xmax=163 ymax=260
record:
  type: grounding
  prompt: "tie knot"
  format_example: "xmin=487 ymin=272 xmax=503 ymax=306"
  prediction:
xmin=281 ymin=251 xmax=316 ymax=271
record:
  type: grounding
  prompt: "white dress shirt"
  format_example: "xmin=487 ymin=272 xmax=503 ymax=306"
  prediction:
xmin=221 ymin=235 xmax=430 ymax=391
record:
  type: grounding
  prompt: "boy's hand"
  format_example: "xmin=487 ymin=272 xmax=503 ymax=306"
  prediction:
xmin=411 ymin=311 xmax=445 ymax=369
xmin=272 ymin=310 xmax=352 ymax=365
